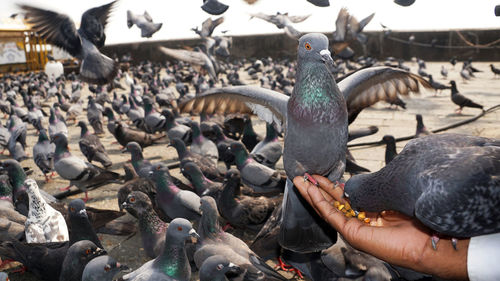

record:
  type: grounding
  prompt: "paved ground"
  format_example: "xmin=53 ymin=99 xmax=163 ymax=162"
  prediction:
xmin=3 ymin=61 xmax=500 ymax=281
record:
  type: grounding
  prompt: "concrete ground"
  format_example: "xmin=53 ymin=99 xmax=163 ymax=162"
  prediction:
xmin=3 ymin=61 xmax=500 ymax=281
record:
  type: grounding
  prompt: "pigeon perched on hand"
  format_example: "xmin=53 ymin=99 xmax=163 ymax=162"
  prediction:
xmin=20 ymin=1 xmax=119 ymax=84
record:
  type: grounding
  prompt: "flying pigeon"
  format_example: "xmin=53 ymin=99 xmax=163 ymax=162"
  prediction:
xmin=126 ymin=10 xmax=162 ymax=38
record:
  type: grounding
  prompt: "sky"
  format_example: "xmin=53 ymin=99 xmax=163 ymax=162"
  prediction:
xmin=0 ymin=0 xmax=499 ymax=45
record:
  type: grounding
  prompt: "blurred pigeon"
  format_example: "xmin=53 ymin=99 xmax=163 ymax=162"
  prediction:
xmin=250 ymin=123 xmax=282 ymax=168
xmin=345 ymin=134 xmax=500 ymax=249
xmin=24 ymin=179 xmax=69 ymax=243
xmin=33 ymin=129 xmax=55 ymax=182
xmin=490 ymin=64 xmax=500 ymax=77
xmin=415 ymin=114 xmax=431 ymax=138
xmin=20 ymin=2 xmax=119 ymax=84
xmin=381 ymin=135 xmax=397 ymax=165
xmin=394 ymin=0 xmax=415 ymax=6
xmin=59 ymin=240 xmax=105 ymax=281
xmin=82 ymin=255 xmax=129 ymax=281
xmin=450 ymin=80 xmax=483 ymax=114
xmin=87 ymin=97 xmax=104 ymax=135
xmin=199 ymin=255 xmax=243 ymax=281
xmin=250 ymin=12 xmax=310 ymax=39
xmin=241 ymin=117 xmax=262 ymax=151
xmin=49 ymin=107 xmax=68 ymax=139
xmin=0 ymin=174 xmax=26 ymax=241
xmin=190 ymin=121 xmax=219 ymax=166
xmin=113 ymin=122 xmax=166 ymax=148
xmin=120 ymin=218 xmax=199 ymax=281
xmin=192 ymin=16 xmax=224 ymax=38
xmin=307 ymin=0 xmax=330 ymax=7
xmin=333 ymin=8 xmax=374 ymax=45
xmin=159 ymin=47 xmax=218 ymax=82
xmin=143 ymin=99 xmax=166 ymax=133
xmin=201 ymin=0 xmax=229 ymax=15
xmin=162 ymin=109 xmax=192 ymax=144
xmin=122 ymin=191 xmax=167 ymax=258
xmin=441 ymin=66 xmax=448 ymax=78
xmin=77 ymin=121 xmax=112 ymax=168
xmin=428 ymin=75 xmax=450 ymax=93
xmin=126 ymin=10 xmax=162 ymax=38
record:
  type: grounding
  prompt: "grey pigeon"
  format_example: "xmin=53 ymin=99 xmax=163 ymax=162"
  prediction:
xmin=20 ymin=2 xmax=118 ymax=84
xmin=82 ymin=255 xmax=129 ymax=281
xmin=143 ymin=98 xmax=166 ymax=133
xmin=199 ymin=255 xmax=243 ymax=281
xmin=59 ymin=240 xmax=105 ymax=281
xmin=113 ymin=121 xmax=166 ymax=148
xmin=192 ymin=16 xmax=224 ymax=38
xmin=52 ymin=133 xmax=121 ymax=202
xmin=250 ymin=123 xmax=283 ymax=168
xmin=49 ymin=107 xmax=68 ymax=139
xmin=441 ymin=66 xmax=448 ymax=78
xmin=344 ymin=134 xmax=500 ymax=249
xmin=33 ymin=129 xmax=55 ymax=182
xmin=181 ymin=161 xmax=222 ymax=198
xmin=428 ymin=75 xmax=449 ymax=93
xmin=0 ymin=120 xmax=11 ymax=153
xmin=122 ymin=191 xmax=167 ymax=258
xmin=450 ymin=80 xmax=483 ymax=114
xmin=150 ymin=163 xmax=201 ymax=221
xmin=77 ymin=121 xmax=112 ymax=168
xmin=170 ymin=138 xmax=223 ymax=181
xmin=7 ymin=119 xmax=28 ymax=162
xmin=250 ymin=12 xmax=310 ymax=39
xmin=179 ymin=33 xmax=431 ymax=253
xmin=195 ymin=196 xmax=286 ymax=280
xmin=120 ymin=218 xmax=199 ymax=281
xmin=162 ymin=109 xmax=192 ymax=144
xmin=415 ymin=114 xmax=431 ymax=138
xmin=24 ymin=179 xmax=69 ymax=243
xmin=201 ymin=0 xmax=229 ymax=15
xmin=381 ymin=135 xmax=397 ymax=165
xmin=122 ymin=142 xmax=153 ymax=178
xmin=159 ymin=46 xmax=218 ymax=82
xmin=67 ymin=199 xmax=104 ymax=248
xmin=0 ymin=174 xmax=26 ymax=241
xmin=307 ymin=0 xmax=330 ymax=7
xmin=87 ymin=97 xmax=105 ymax=135
xmin=126 ymin=10 xmax=162 ymax=38
xmin=190 ymin=121 xmax=219 ymax=166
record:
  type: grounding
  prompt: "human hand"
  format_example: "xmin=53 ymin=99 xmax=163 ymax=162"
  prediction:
xmin=293 ymin=175 xmax=469 ymax=280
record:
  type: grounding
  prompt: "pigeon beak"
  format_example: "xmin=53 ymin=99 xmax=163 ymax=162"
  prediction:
xmin=117 ymin=262 xmax=130 ymax=271
xmin=189 ymin=228 xmax=200 ymax=242
xmin=121 ymin=148 xmax=129 ymax=153
xmin=78 ymin=209 xmax=88 ymax=217
xmin=320 ymin=49 xmax=334 ymax=64
xmin=121 ymin=201 xmax=129 ymax=209
xmin=148 ymin=170 xmax=154 ymax=178
xmin=227 ymin=262 xmax=242 ymax=274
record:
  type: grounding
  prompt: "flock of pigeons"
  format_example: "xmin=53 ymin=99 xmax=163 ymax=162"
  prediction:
xmin=0 ymin=1 xmax=498 ymax=281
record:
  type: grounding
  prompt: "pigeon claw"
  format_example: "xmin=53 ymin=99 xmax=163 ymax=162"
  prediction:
xmin=303 ymin=173 xmax=318 ymax=186
xmin=451 ymin=238 xmax=458 ymax=250
xmin=275 ymin=257 xmax=289 ymax=271
xmin=431 ymin=234 xmax=440 ymax=250
xmin=59 ymin=185 xmax=71 ymax=191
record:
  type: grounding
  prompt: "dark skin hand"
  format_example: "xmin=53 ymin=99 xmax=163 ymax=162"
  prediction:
xmin=293 ymin=175 xmax=469 ymax=281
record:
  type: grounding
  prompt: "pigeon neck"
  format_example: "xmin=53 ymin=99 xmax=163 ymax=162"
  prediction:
xmin=69 ymin=213 xmax=102 ymax=248
xmin=156 ymin=175 xmax=180 ymax=199
xmin=191 ymin=172 xmax=210 ymax=195
xmin=385 ymin=141 xmax=397 ymax=164
xmin=173 ymin=143 xmax=188 ymax=159
xmin=220 ymin=179 xmax=240 ymax=208
xmin=264 ymin=124 xmax=278 ymax=141
xmin=139 ymin=206 xmax=167 ymax=235
xmin=144 ymin=103 xmax=154 ymax=115
xmin=130 ymin=151 xmax=145 ymax=166
xmin=243 ymin=120 xmax=256 ymax=136
xmin=27 ymin=188 xmax=47 ymax=219
xmin=156 ymin=238 xmax=190 ymax=280
xmin=80 ymin=125 xmax=90 ymax=137
xmin=105 ymin=110 xmax=115 ymax=121
xmin=450 ymin=84 xmax=458 ymax=95
xmin=234 ymin=150 xmax=251 ymax=168
xmin=200 ymin=208 xmax=222 ymax=241
xmin=55 ymin=144 xmax=70 ymax=160
xmin=38 ymin=131 xmax=50 ymax=142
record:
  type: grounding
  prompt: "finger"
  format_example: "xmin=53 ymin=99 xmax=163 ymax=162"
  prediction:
xmin=312 ymin=175 xmax=349 ymax=203
xmin=293 ymin=176 xmax=324 ymax=216
xmin=306 ymin=182 xmax=351 ymax=231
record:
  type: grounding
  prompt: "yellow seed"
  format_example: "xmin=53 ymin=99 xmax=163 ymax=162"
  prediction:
xmin=344 ymin=202 xmax=351 ymax=211
xmin=357 ymin=212 xmax=366 ymax=220
xmin=349 ymin=210 xmax=356 ymax=217
xmin=345 ymin=212 xmax=353 ymax=218
xmin=364 ymin=218 xmax=371 ymax=224
xmin=337 ymin=204 xmax=345 ymax=211
xmin=333 ymin=201 xmax=340 ymax=208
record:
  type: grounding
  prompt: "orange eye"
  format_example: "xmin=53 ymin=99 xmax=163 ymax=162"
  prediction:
xmin=85 ymin=249 xmax=91 ymax=255
xmin=104 ymin=265 xmax=111 ymax=272
xmin=217 ymin=264 xmax=223 ymax=270
xmin=156 ymin=165 xmax=161 ymax=170
xmin=70 ymin=207 xmax=75 ymax=212
xmin=304 ymin=42 xmax=312 ymax=50
xmin=177 ymin=226 xmax=183 ymax=231
xmin=129 ymin=197 xmax=135 ymax=203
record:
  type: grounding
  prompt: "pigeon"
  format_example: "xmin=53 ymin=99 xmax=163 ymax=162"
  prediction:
xmin=20 ymin=2 xmax=118 ymax=84
xmin=449 ymin=80 xmax=483 ymax=114
xmin=199 ymin=255 xmax=243 ymax=281
xmin=218 ymin=169 xmax=281 ymax=231
xmin=441 ymin=66 xmax=448 ymax=78
xmin=307 ymin=0 xmax=330 ymax=7
xmin=0 ymin=174 xmax=26 ymax=241
xmin=170 ymin=138 xmax=223 ymax=181
xmin=87 ymin=97 xmax=105 ymax=135
xmin=122 ymin=142 xmax=153 ymax=178
xmin=122 ymin=191 xmax=167 ymax=258
xmin=82 ymin=255 xmax=129 ymax=281
xmin=67 ymin=199 xmax=104 ymax=248
xmin=195 ymin=196 xmax=286 ymax=280
xmin=162 ymin=109 xmax=192 ymax=144
xmin=49 ymin=107 xmax=68 ymax=139
xmin=150 ymin=163 xmax=201 ymax=221
xmin=7 ymin=121 xmax=28 ymax=162
xmin=59 ymin=240 xmax=105 ymax=281
xmin=190 ymin=121 xmax=219 ymax=166
xmin=212 ymin=124 xmax=238 ymax=169
xmin=181 ymin=161 xmax=222 ymax=198
xmin=33 ymin=129 xmax=55 ymax=182
xmin=179 ymin=33 xmax=431 ymax=253
xmin=347 ymin=126 xmax=379 ymax=142
xmin=250 ymin=123 xmax=283 ymax=168
xmin=0 ymin=272 xmax=7 ymax=281
xmin=120 ymin=218 xmax=199 ymax=281
xmin=24 ymin=179 xmax=69 ymax=243
xmin=126 ymin=10 xmax=162 ymax=38
xmin=228 ymin=142 xmax=285 ymax=194
xmin=332 ymin=8 xmax=374 ymax=46
xmin=250 ymin=12 xmax=310 ymax=39
xmin=381 ymin=135 xmax=397 ymax=165
xmin=428 ymin=75 xmax=450 ymax=93
xmin=78 ymin=121 xmax=112 ymax=168
xmin=345 ymin=133 xmax=500 ymax=249
xmin=0 ymin=120 xmax=11 ymax=154
xmin=192 ymin=16 xmax=224 ymax=38
xmin=113 ymin=121 xmax=166 ymax=148
xmin=241 ymin=117 xmax=262 ymax=151
xmin=415 ymin=114 xmax=432 ymax=138
xmin=490 ymin=64 xmax=500 ymax=77
xmin=52 ymin=133 xmax=122 ymax=202
xmin=201 ymin=0 xmax=229 ymax=15
xmin=143 ymin=98 xmax=166 ymax=133
xmin=394 ymin=0 xmax=416 ymax=6
xmin=159 ymin=46 xmax=218 ymax=82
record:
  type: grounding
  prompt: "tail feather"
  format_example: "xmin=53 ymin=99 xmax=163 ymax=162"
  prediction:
xmin=465 ymin=99 xmax=483 ymax=109
xmin=80 ymin=52 xmax=118 ymax=85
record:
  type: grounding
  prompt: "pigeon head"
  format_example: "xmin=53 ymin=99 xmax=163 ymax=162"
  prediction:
xmin=199 ymin=195 xmax=218 ymax=217
xmin=68 ymin=240 xmax=105 ymax=264
xmin=449 ymin=80 xmax=456 ymax=87
xmin=167 ymin=218 xmax=199 ymax=242
xmin=169 ymin=138 xmax=187 ymax=155
xmin=224 ymin=169 xmax=241 ymax=183
xmin=77 ymin=121 xmax=87 ymax=128
xmin=122 ymin=191 xmax=152 ymax=215
xmin=68 ymin=199 xmax=88 ymax=218
xmin=181 ymin=162 xmax=203 ymax=181
xmin=122 ymin=142 xmax=142 ymax=154
xmin=199 ymin=255 xmax=243 ymax=280
xmin=82 ymin=255 xmax=129 ymax=281
xmin=24 ymin=179 xmax=40 ymax=194
xmin=1 ymin=160 xmax=26 ymax=186
xmin=297 ymin=33 xmax=332 ymax=64
xmin=344 ymin=173 xmax=383 ymax=212
xmin=149 ymin=163 xmax=170 ymax=181
xmin=51 ymin=133 xmax=69 ymax=151
xmin=381 ymin=135 xmax=395 ymax=144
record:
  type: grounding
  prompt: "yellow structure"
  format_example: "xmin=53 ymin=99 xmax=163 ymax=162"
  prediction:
xmin=0 ymin=28 xmax=50 ymax=73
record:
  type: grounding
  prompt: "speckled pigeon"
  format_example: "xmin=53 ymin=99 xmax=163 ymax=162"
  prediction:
xmin=345 ymin=133 xmax=500 ymax=249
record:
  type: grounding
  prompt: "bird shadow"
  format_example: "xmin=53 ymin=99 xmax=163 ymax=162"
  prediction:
xmin=445 ymin=113 xmax=474 ymax=117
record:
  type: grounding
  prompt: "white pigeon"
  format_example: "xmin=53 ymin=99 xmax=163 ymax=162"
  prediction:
xmin=24 ymin=179 xmax=69 ymax=243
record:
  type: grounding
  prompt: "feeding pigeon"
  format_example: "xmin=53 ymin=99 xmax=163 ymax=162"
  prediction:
xmin=24 ymin=179 xmax=69 ymax=243
xmin=344 ymin=133 xmax=500 ymax=249
xmin=450 ymin=80 xmax=483 ymax=114
xmin=120 ymin=218 xmax=199 ymax=281
xmin=59 ymin=240 xmax=105 ymax=281
xmin=52 ymin=133 xmax=122 ymax=202
xmin=77 ymin=121 xmax=112 ymax=168
xmin=82 ymin=255 xmax=129 ymax=281
xmin=250 ymin=12 xmax=310 ymax=39
xmin=126 ymin=10 xmax=162 ymax=38
xmin=20 ymin=1 xmax=119 ymax=84
xmin=180 ymin=33 xmax=431 ymax=253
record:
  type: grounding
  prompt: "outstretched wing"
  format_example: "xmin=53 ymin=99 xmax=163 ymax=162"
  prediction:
xmin=202 ymin=16 xmax=224 ymax=37
xmin=180 ymin=86 xmax=289 ymax=128
xmin=250 ymin=13 xmax=280 ymax=26
xmin=143 ymin=10 xmax=153 ymax=22
xmin=287 ymin=14 xmax=311 ymax=23
xmin=80 ymin=0 xmax=117 ymax=47
xmin=20 ymin=5 xmax=82 ymax=57
xmin=158 ymin=46 xmax=208 ymax=66
xmin=284 ymin=25 xmax=301 ymax=39
xmin=358 ymin=13 xmax=375 ymax=32
xmin=338 ymin=66 xmax=432 ymax=124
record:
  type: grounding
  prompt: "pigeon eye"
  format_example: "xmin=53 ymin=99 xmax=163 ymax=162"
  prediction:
xmin=177 ymin=226 xmax=183 ymax=231
xmin=156 ymin=165 xmax=161 ymax=170
xmin=129 ymin=197 xmax=136 ymax=203
xmin=217 ymin=264 xmax=224 ymax=270
xmin=304 ymin=42 xmax=312 ymax=50
xmin=85 ymin=249 xmax=91 ymax=255
xmin=70 ymin=207 xmax=75 ymax=212
xmin=104 ymin=265 xmax=111 ymax=271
